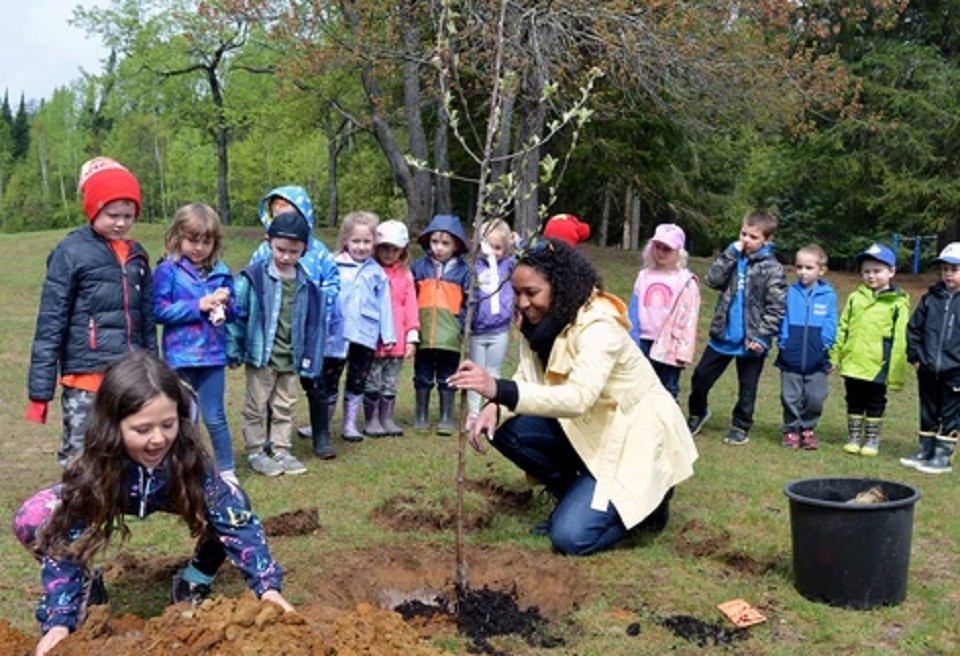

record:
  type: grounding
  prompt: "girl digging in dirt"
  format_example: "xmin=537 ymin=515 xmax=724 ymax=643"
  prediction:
xmin=448 ymin=238 xmax=699 ymax=556
xmin=13 ymin=352 xmax=294 ymax=656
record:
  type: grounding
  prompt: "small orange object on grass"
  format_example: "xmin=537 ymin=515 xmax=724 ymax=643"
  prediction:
xmin=717 ymin=598 xmax=766 ymax=628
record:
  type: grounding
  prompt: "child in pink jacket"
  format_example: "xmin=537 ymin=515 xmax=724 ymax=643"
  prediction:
xmin=628 ymin=223 xmax=701 ymax=399
xmin=364 ymin=220 xmax=420 ymax=436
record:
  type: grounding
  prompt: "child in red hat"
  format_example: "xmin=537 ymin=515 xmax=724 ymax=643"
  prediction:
xmin=25 ymin=157 xmax=157 ymax=466
xmin=543 ymin=213 xmax=590 ymax=247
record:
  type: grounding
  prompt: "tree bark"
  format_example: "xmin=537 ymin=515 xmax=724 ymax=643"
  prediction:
xmin=599 ymin=184 xmax=612 ymax=247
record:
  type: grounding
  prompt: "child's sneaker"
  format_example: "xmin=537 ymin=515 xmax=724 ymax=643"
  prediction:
xmin=171 ymin=570 xmax=212 ymax=607
xmin=248 ymin=451 xmax=284 ymax=477
xmin=687 ymin=409 xmax=712 ymax=436
xmin=273 ymin=449 xmax=308 ymax=475
xmin=782 ymin=431 xmax=800 ymax=449
xmin=800 ymin=429 xmax=819 ymax=450
xmin=723 ymin=427 xmax=749 ymax=445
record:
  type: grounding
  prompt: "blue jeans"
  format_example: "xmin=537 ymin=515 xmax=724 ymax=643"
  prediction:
xmin=639 ymin=339 xmax=682 ymax=400
xmin=178 ymin=366 xmax=235 ymax=472
xmin=492 ymin=415 xmax=627 ymax=556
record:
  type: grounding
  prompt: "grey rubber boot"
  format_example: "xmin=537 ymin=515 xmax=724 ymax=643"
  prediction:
xmin=379 ymin=395 xmax=403 ymax=436
xmin=916 ymin=435 xmax=956 ymax=474
xmin=363 ymin=393 xmax=385 ymax=437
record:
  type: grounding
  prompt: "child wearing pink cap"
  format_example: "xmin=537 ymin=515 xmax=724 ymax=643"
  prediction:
xmin=25 ymin=157 xmax=156 ymax=466
xmin=628 ymin=223 xmax=700 ymax=399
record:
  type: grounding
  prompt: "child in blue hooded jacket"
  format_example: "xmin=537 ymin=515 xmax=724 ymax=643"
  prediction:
xmin=248 ymin=186 xmax=340 ymax=454
xmin=774 ymin=244 xmax=837 ymax=450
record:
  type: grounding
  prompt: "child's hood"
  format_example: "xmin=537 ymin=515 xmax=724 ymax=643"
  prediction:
xmin=258 ymin=186 xmax=315 ymax=231
xmin=417 ymin=214 xmax=468 ymax=254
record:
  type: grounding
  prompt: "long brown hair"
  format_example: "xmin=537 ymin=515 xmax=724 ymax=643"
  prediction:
xmin=164 ymin=203 xmax=224 ymax=268
xmin=38 ymin=352 xmax=210 ymax=565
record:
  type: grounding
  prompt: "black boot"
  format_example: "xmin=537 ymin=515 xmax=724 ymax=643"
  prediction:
xmin=917 ymin=435 xmax=956 ymax=474
xmin=307 ymin=388 xmax=335 ymax=459
xmin=414 ymin=388 xmax=431 ymax=432
xmin=638 ymin=487 xmax=674 ymax=533
xmin=437 ymin=388 xmax=456 ymax=435
xmin=900 ymin=432 xmax=936 ymax=469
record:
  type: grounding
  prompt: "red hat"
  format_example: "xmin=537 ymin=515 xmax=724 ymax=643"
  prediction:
xmin=78 ymin=157 xmax=142 ymax=221
xmin=543 ymin=213 xmax=590 ymax=247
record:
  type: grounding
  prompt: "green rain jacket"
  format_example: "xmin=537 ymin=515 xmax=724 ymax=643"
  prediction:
xmin=830 ymin=283 xmax=910 ymax=390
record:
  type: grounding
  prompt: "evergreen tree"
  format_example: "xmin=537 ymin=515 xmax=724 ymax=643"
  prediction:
xmin=12 ymin=94 xmax=30 ymax=160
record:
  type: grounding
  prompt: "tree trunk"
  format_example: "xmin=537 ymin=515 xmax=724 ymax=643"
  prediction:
xmin=630 ymin=186 xmax=641 ymax=251
xmin=513 ymin=68 xmax=545 ymax=236
xmin=208 ymin=66 xmax=231 ymax=225
xmin=400 ymin=1 xmax=433 ymax=225
xmin=488 ymin=78 xmax=516 ymax=218
xmin=622 ymin=187 xmax=632 ymax=249
xmin=599 ymin=184 xmax=612 ymax=247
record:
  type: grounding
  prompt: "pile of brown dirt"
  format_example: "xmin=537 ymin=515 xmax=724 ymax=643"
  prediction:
xmin=6 ymin=543 xmax=590 ymax=655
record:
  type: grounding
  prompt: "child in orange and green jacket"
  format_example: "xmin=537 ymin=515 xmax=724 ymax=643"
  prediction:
xmin=410 ymin=214 xmax=470 ymax=435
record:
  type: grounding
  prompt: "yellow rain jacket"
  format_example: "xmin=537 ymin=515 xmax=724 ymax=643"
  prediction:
xmin=501 ymin=291 xmax=699 ymax=529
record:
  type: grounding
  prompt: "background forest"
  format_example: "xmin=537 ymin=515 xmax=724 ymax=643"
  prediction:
xmin=2 ymin=0 xmax=960 ymax=266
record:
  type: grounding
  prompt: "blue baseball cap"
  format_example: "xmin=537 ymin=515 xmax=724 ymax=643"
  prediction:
xmin=855 ymin=243 xmax=896 ymax=268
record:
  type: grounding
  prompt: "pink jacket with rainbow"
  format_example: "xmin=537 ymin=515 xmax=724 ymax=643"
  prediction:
xmin=628 ymin=270 xmax=700 ymax=367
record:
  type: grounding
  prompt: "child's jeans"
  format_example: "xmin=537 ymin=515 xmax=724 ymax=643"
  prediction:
xmin=491 ymin=415 xmax=627 ymax=556
xmin=177 ymin=366 xmax=235 ymax=472
xmin=413 ymin=348 xmax=460 ymax=391
xmin=638 ymin=339 xmax=682 ymax=400
xmin=468 ymin=331 xmax=509 ymax=414
xmin=59 ymin=386 xmax=96 ymax=467
xmin=688 ymin=345 xmax=765 ymax=431
xmin=365 ymin=357 xmax=404 ymax=397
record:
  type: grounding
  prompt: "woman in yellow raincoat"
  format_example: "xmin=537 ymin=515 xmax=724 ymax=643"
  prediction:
xmin=449 ymin=238 xmax=698 ymax=555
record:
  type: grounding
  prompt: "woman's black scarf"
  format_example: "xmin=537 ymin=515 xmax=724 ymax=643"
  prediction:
xmin=519 ymin=313 xmax=567 ymax=369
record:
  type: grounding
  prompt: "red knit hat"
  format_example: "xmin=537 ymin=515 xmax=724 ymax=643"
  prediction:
xmin=78 ymin=157 xmax=142 ymax=221
xmin=543 ymin=213 xmax=590 ymax=247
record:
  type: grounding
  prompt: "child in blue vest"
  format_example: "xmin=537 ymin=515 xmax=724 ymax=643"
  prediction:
xmin=775 ymin=244 xmax=838 ymax=450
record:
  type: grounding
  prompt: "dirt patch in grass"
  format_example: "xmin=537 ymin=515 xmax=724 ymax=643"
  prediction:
xmin=5 ymin=543 xmax=589 ymax=654
xmin=369 ymin=477 xmax=534 ymax=532
xmin=262 ymin=507 xmax=321 ymax=537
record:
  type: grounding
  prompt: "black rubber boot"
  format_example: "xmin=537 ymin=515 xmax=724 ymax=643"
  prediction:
xmin=414 ymin=388 xmax=431 ymax=432
xmin=307 ymin=389 xmax=335 ymax=459
xmin=899 ymin=433 xmax=936 ymax=469
xmin=437 ymin=388 xmax=456 ymax=435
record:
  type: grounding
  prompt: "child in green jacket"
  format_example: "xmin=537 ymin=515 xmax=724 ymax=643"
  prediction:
xmin=830 ymin=243 xmax=910 ymax=456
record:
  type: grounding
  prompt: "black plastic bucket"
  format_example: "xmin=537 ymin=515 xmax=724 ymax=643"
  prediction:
xmin=783 ymin=477 xmax=920 ymax=609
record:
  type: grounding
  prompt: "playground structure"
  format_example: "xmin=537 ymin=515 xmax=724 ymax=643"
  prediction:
xmin=891 ymin=233 xmax=938 ymax=274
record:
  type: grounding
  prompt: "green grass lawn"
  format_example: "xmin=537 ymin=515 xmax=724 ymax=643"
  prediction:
xmin=0 ymin=223 xmax=957 ymax=654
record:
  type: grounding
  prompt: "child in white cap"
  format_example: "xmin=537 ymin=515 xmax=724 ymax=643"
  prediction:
xmin=903 ymin=242 xmax=960 ymax=473
xmin=628 ymin=223 xmax=701 ymax=399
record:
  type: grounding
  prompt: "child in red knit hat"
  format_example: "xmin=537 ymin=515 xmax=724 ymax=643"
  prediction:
xmin=25 ymin=157 xmax=157 ymax=466
xmin=543 ymin=213 xmax=590 ymax=247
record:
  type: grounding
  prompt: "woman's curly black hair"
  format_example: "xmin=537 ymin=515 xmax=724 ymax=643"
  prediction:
xmin=517 ymin=237 xmax=602 ymax=327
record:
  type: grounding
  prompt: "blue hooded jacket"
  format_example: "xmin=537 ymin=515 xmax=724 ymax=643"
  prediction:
xmin=249 ymin=185 xmax=340 ymax=309
xmin=775 ymin=278 xmax=838 ymax=374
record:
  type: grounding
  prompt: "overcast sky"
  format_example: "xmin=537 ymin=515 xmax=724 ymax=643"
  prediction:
xmin=1 ymin=0 xmax=109 ymax=104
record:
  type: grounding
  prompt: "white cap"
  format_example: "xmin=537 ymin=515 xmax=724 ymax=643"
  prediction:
xmin=376 ymin=220 xmax=409 ymax=248
xmin=934 ymin=242 xmax=960 ymax=265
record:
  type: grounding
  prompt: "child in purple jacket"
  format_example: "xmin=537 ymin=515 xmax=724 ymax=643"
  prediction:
xmin=467 ymin=218 xmax=516 ymax=430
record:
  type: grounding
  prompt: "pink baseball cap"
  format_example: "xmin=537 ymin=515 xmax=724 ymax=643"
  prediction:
xmin=652 ymin=223 xmax=685 ymax=251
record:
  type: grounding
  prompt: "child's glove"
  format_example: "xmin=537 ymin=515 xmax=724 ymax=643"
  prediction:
xmin=25 ymin=400 xmax=48 ymax=424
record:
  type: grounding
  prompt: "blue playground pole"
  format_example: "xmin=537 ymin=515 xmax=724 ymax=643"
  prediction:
xmin=913 ymin=237 xmax=922 ymax=274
